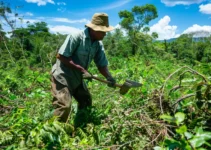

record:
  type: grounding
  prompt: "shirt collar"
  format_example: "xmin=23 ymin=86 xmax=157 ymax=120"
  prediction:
xmin=84 ymin=28 xmax=99 ymax=46
xmin=84 ymin=28 xmax=90 ymax=39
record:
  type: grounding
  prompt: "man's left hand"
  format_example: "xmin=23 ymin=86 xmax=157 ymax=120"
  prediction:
xmin=107 ymin=76 xmax=116 ymax=88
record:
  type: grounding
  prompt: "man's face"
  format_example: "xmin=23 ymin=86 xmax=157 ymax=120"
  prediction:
xmin=92 ymin=30 xmax=106 ymax=41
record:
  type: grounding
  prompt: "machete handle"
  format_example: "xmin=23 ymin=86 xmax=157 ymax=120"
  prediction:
xmin=91 ymin=76 xmax=122 ymax=88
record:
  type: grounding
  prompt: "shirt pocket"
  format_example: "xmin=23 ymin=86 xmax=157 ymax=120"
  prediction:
xmin=89 ymin=51 xmax=96 ymax=60
xmin=77 ymin=50 xmax=89 ymax=68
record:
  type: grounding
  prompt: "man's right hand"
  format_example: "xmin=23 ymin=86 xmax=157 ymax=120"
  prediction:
xmin=82 ymin=72 xmax=93 ymax=80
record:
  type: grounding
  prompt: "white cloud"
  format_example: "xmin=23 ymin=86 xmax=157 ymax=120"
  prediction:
xmin=50 ymin=18 xmax=89 ymax=24
xmin=56 ymin=2 xmax=66 ymax=12
xmin=182 ymin=24 xmax=211 ymax=37
xmin=25 ymin=0 xmax=55 ymax=6
xmin=1 ymin=12 xmax=39 ymax=30
xmin=95 ymin=0 xmax=131 ymax=11
xmin=150 ymin=16 xmax=180 ymax=40
xmin=114 ymin=24 xmax=121 ymax=29
xmin=57 ymin=2 xmax=66 ymax=5
xmin=57 ymin=7 xmax=66 ymax=13
xmin=49 ymin=25 xmax=82 ymax=34
xmin=25 ymin=12 xmax=33 ymax=16
xmin=199 ymin=4 xmax=211 ymax=14
xmin=161 ymin=0 xmax=204 ymax=6
xmin=6 ymin=13 xmax=15 ymax=17
xmin=23 ymin=19 xmax=40 ymax=24
xmin=15 ymin=18 xmax=41 ymax=28
xmin=36 ymin=17 xmax=45 ymax=20
xmin=114 ymin=24 xmax=127 ymax=35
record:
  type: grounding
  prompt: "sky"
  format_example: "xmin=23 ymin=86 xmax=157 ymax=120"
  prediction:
xmin=1 ymin=0 xmax=211 ymax=40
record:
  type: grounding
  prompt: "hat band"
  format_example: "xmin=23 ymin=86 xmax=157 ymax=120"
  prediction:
xmin=91 ymin=16 xmax=109 ymax=27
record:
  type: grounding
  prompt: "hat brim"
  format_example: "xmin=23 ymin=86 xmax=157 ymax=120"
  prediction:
xmin=85 ymin=23 xmax=114 ymax=32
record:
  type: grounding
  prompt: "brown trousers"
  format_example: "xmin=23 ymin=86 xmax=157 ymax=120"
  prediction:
xmin=51 ymin=76 xmax=92 ymax=122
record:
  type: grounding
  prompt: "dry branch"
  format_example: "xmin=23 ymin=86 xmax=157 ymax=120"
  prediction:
xmin=172 ymin=94 xmax=195 ymax=107
xmin=159 ymin=66 xmax=209 ymax=114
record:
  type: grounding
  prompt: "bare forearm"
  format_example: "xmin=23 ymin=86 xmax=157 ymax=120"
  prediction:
xmin=98 ymin=66 xmax=116 ymax=87
xmin=56 ymin=53 xmax=86 ymax=73
xmin=98 ymin=66 xmax=112 ymax=78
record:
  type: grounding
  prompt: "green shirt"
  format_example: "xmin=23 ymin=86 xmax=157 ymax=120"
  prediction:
xmin=52 ymin=28 xmax=108 ymax=90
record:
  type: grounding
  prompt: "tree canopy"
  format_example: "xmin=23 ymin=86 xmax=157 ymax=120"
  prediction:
xmin=119 ymin=4 xmax=158 ymax=32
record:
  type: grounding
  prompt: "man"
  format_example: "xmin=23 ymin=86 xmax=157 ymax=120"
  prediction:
xmin=51 ymin=13 xmax=116 ymax=124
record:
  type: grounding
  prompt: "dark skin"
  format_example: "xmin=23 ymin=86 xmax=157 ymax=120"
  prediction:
xmin=89 ymin=28 xmax=106 ymax=42
xmin=56 ymin=28 xmax=112 ymax=79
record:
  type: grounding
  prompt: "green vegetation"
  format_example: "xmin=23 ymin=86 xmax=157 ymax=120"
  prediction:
xmin=1 ymin=2 xmax=211 ymax=149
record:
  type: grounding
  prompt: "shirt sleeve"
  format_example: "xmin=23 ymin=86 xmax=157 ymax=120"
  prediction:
xmin=58 ymin=34 xmax=79 ymax=57
xmin=94 ymin=41 xmax=108 ymax=67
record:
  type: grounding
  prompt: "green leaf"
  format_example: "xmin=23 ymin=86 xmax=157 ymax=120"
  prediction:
xmin=197 ymin=148 xmax=207 ymax=150
xmin=190 ymin=137 xmax=206 ymax=148
xmin=9 ymin=94 xmax=16 ymax=100
xmin=175 ymin=112 xmax=185 ymax=125
xmin=30 ymin=131 xmax=37 ymax=137
xmin=176 ymin=125 xmax=187 ymax=134
xmin=153 ymin=146 xmax=164 ymax=150
xmin=190 ymin=129 xmax=211 ymax=148
xmin=196 ymin=132 xmax=211 ymax=140
xmin=160 ymin=114 xmax=175 ymax=123
xmin=184 ymin=132 xmax=193 ymax=140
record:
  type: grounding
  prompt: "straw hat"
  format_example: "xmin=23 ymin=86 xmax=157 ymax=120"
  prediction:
xmin=85 ymin=13 xmax=114 ymax=32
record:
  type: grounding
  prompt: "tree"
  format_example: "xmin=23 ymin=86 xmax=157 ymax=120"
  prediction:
xmin=168 ymin=34 xmax=194 ymax=62
xmin=118 ymin=4 xmax=158 ymax=55
xmin=119 ymin=4 xmax=158 ymax=31
xmin=0 ymin=24 xmax=6 ymax=40
xmin=103 ymin=28 xmax=130 ymax=57
xmin=151 ymin=32 xmax=158 ymax=40
xmin=143 ymin=26 xmax=150 ymax=34
xmin=27 ymin=22 xmax=49 ymax=35
xmin=196 ymin=42 xmax=206 ymax=61
xmin=0 ymin=1 xmax=15 ymax=31
xmin=203 ymin=36 xmax=211 ymax=62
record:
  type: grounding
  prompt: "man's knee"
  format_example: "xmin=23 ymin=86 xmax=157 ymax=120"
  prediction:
xmin=52 ymin=83 xmax=72 ymax=122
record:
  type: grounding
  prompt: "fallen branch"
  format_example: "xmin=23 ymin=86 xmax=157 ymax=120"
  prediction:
xmin=160 ymin=66 xmax=187 ymax=113
xmin=172 ymin=94 xmax=195 ymax=107
xmin=160 ymin=66 xmax=208 ymax=114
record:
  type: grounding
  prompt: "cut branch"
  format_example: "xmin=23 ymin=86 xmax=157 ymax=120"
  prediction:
xmin=172 ymin=94 xmax=195 ymax=107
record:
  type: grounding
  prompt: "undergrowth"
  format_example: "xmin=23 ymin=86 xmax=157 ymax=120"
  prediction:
xmin=1 ymin=55 xmax=211 ymax=149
